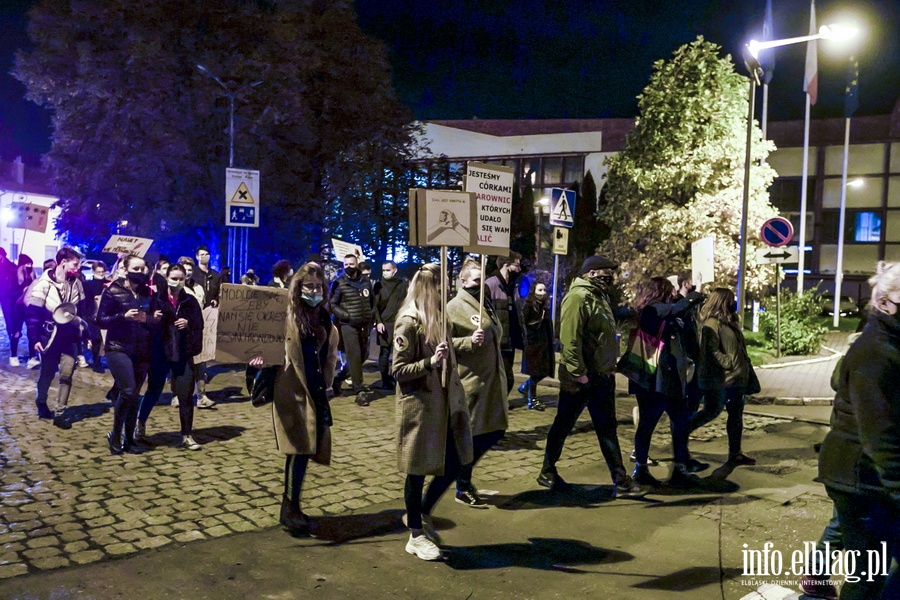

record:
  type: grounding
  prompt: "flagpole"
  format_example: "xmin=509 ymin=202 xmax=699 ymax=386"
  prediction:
xmin=797 ymin=94 xmax=812 ymax=297
xmin=833 ymin=117 xmax=851 ymax=328
xmin=761 ymin=84 xmax=769 ymax=139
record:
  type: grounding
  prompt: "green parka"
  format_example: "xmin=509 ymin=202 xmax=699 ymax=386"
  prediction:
xmin=558 ymin=276 xmax=618 ymax=391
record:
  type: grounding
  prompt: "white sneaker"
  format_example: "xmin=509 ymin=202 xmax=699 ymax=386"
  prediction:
xmin=9 ymin=357 xmax=20 ymax=367
xmin=181 ymin=435 xmax=201 ymax=451
xmin=77 ymin=355 xmax=89 ymax=368
xmin=401 ymin=514 xmax=442 ymax=545
xmin=171 ymin=396 xmax=179 ymax=408
xmin=26 ymin=357 xmax=40 ymax=370
xmin=197 ymin=395 xmax=216 ymax=409
xmin=405 ymin=534 xmax=441 ymax=561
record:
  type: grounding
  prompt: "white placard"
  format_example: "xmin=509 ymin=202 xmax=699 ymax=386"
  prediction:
xmin=195 ymin=307 xmax=219 ymax=363
xmin=691 ymin=237 xmax=715 ymax=287
xmin=464 ymin=162 xmax=514 ymax=255
xmin=331 ymin=238 xmax=365 ymax=262
xmin=101 ymin=235 xmax=154 ymax=258
xmin=421 ymin=190 xmax=474 ymax=247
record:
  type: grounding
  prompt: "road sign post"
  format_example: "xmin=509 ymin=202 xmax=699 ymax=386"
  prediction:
xmin=759 ymin=217 xmax=796 ymax=358
xmin=548 ymin=190 xmax=575 ymax=332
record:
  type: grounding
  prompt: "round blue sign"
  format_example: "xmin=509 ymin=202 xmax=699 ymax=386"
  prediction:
xmin=760 ymin=217 xmax=794 ymax=248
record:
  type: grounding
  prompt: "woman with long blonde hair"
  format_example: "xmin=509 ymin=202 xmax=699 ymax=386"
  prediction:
xmin=394 ymin=263 xmax=473 ymax=561
xmin=688 ymin=287 xmax=757 ymax=467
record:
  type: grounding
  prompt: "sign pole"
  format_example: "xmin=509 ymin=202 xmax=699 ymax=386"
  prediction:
xmin=551 ymin=254 xmax=560 ymax=328
xmin=478 ymin=254 xmax=486 ymax=326
xmin=440 ymin=245 xmax=448 ymax=388
xmin=775 ymin=266 xmax=781 ymax=358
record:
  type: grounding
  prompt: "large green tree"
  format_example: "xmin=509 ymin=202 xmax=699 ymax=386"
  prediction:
xmin=600 ymin=38 xmax=778 ymax=297
xmin=13 ymin=0 xmax=412 ymax=264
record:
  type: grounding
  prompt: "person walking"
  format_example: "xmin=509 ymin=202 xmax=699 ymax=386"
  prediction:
xmin=537 ymin=255 xmax=642 ymax=497
xmin=12 ymin=254 xmax=36 ymax=368
xmin=189 ymin=246 xmax=219 ymax=408
xmin=81 ymin=262 xmax=109 ymax=372
xmin=250 ymin=262 xmax=339 ymax=537
xmin=24 ymin=247 xmax=84 ymax=428
xmin=447 ymin=258 xmax=507 ymax=508
xmin=520 ymin=280 xmax=554 ymax=411
xmin=394 ymin=263 xmax=473 ymax=560
xmin=329 ymin=254 xmax=374 ymax=406
xmin=97 ymin=255 xmax=162 ymax=454
xmin=818 ymin=261 xmax=900 ymax=599
xmin=628 ymin=277 xmax=706 ymax=489
xmin=373 ymin=260 xmax=408 ymax=390
xmin=687 ymin=287 xmax=758 ymax=468
xmin=485 ymin=253 xmax=523 ymax=395
xmin=177 ymin=256 xmax=213 ymax=408
xmin=0 ymin=247 xmax=21 ymax=365
xmin=136 ymin=264 xmax=205 ymax=450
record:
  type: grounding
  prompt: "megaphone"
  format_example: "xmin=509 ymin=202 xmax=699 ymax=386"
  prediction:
xmin=53 ymin=303 xmax=82 ymax=325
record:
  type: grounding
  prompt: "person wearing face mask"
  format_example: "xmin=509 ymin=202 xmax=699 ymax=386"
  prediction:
xmin=537 ymin=255 xmax=645 ymax=498
xmin=0 ymin=247 xmax=21 ymax=366
xmin=447 ymin=258 xmax=508 ymax=508
xmin=628 ymin=277 xmax=706 ymax=490
xmin=520 ymin=281 xmax=554 ymax=411
xmin=328 ymin=254 xmax=375 ymax=406
xmin=484 ymin=252 xmax=524 ymax=396
xmin=12 ymin=254 xmax=37 ymax=368
xmin=97 ymin=255 xmax=163 ymax=454
xmin=817 ymin=261 xmax=900 ymax=599
xmin=136 ymin=264 xmax=205 ymax=450
xmin=80 ymin=262 xmax=109 ymax=373
xmin=249 ymin=262 xmax=339 ymax=537
xmin=24 ymin=246 xmax=85 ymax=428
xmin=151 ymin=256 xmax=170 ymax=298
xmin=177 ymin=256 xmax=213 ymax=409
xmin=373 ymin=261 xmax=409 ymax=390
xmin=269 ymin=260 xmax=293 ymax=289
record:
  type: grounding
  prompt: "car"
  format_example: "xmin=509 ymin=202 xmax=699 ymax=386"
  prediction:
xmin=821 ymin=295 xmax=858 ymax=317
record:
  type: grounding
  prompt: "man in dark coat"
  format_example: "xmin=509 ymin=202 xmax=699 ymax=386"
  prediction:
xmin=372 ymin=261 xmax=408 ymax=390
xmin=81 ymin=262 xmax=109 ymax=372
xmin=0 ymin=247 xmax=20 ymax=365
xmin=485 ymin=252 xmax=523 ymax=395
xmin=329 ymin=254 xmax=374 ymax=406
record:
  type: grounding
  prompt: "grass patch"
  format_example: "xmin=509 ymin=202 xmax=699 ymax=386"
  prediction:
xmin=814 ymin=315 xmax=860 ymax=333
xmin=743 ymin=330 xmax=776 ymax=367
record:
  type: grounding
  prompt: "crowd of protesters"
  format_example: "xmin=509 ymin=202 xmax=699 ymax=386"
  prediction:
xmin=1 ymin=243 xmax=896 ymax=596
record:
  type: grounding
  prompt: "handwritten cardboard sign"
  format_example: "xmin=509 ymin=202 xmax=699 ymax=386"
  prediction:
xmin=463 ymin=162 xmax=514 ymax=256
xmin=101 ymin=235 xmax=154 ymax=258
xmin=194 ymin=307 xmax=219 ymax=364
xmin=215 ymin=284 xmax=288 ymax=365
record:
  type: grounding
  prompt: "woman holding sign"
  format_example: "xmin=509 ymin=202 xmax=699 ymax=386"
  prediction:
xmin=250 ymin=262 xmax=339 ymax=537
xmin=394 ymin=263 xmax=473 ymax=561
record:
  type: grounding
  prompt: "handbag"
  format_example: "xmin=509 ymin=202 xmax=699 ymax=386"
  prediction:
xmin=251 ymin=366 xmax=278 ymax=408
xmin=616 ymin=321 xmax=666 ymax=389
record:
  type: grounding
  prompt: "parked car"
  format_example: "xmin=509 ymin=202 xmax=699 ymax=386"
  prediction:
xmin=821 ymin=295 xmax=858 ymax=317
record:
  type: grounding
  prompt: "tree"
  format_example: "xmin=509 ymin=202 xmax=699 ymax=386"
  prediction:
xmin=13 ymin=0 xmax=413 ymax=266
xmin=600 ymin=38 xmax=779 ymax=298
xmin=510 ymin=182 xmax=536 ymax=260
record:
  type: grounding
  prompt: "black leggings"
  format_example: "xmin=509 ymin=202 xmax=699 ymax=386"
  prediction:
xmin=456 ymin=429 xmax=504 ymax=492
xmin=284 ymin=454 xmax=310 ymax=509
xmin=107 ymin=351 xmax=150 ymax=443
xmin=404 ymin=427 xmax=464 ymax=530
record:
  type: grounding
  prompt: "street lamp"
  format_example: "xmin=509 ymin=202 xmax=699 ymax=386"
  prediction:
xmin=735 ymin=24 xmax=859 ymax=324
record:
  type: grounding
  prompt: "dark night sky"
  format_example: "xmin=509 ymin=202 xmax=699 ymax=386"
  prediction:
xmin=1 ymin=0 xmax=898 ymax=166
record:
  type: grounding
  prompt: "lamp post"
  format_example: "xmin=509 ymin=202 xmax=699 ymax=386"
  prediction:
xmin=196 ymin=64 xmax=262 ymax=280
xmin=736 ymin=24 xmax=859 ymax=323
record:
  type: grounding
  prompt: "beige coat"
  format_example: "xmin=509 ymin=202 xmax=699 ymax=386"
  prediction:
xmin=271 ymin=313 xmax=339 ymax=464
xmin=394 ymin=309 xmax=473 ymax=476
xmin=447 ymin=290 xmax=509 ymax=436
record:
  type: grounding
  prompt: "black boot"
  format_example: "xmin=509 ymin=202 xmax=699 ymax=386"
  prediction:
xmin=632 ymin=464 xmax=661 ymax=487
xmin=107 ymin=431 xmax=124 ymax=455
xmin=279 ymin=495 xmax=310 ymax=536
xmin=36 ymin=400 xmax=52 ymax=420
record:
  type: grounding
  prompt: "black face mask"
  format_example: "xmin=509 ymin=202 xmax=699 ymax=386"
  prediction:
xmin=595 ymin=275 xmax=614 ymax=287
xmin=127 ymin=272 xmax=149 ymax=287
xmin=345 ymin=267 xmax=358 ymax=278
xmin=464 ymin=285 xmax=481 ymax=301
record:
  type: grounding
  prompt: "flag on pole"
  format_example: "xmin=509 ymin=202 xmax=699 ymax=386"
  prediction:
xmin=759 ymin=0 xmax=776 ymax=84
xmin=845 ymin=55 xmax=859 ymax=118
xmin=803 ymin=0 xmax=818 ymax=105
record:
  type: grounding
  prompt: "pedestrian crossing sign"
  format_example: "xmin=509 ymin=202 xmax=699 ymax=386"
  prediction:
xmin=225 ymin=168 xmax=260 ymax=227
xmin=549 ymin=188 xmax=575 ymax=228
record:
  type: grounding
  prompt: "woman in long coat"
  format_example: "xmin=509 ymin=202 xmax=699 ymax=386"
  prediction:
xmin=520 ymin=281 xmax=554 ymax=411
xmin=250 ymin=262 xmax=338 ymax=537
xmin=447 ymin=258 xmax=508 ymax=507
xmin=394 ymin=263 xmax=473 ymax=561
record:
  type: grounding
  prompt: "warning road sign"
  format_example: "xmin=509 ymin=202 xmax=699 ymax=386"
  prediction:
xmin=549 ymin=188 xmax=575 ymax=228
xmin=225 ymin=168 xmax=260 ymax=227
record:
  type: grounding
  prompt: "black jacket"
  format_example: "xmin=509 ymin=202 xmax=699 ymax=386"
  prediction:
xmin=160 ymin=288 xmax=204 ymax=363
xmin=329 ymin=272 xmax=374 ymax=327
xmin=819 ymin=311 xmax=900 ymax=504
xmin=81 ymin=278 xmax=107 ymax=321
xmin=192 ymin=267 xmax=221 ymax=307
xmin=485 ymin=271 xmax=523 ymax=351
xmin=0 ymin=258 xmax=18 ymax=299
xmin=96 ymin=279 xmax=162 ymax=357
xmin=522 ymin=297 xmax=555 ymax=379
xmin=373 ymin=277 xmax=409 ymax=346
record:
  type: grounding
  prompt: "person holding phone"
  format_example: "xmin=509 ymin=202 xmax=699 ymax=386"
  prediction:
xmin=97 ymin=255 xmax=162 ymax=454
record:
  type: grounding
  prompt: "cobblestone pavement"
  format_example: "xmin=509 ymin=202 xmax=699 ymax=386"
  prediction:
xmin=0 ymin=353 xmax=786 ymax=580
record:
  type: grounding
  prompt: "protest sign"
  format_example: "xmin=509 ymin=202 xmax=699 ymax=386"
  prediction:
xmin=463 ymin=162 xmax=514 ymax=256
xmin=8 ymin=202 xmax=49 ymax=233
xmin=408 ymin=189 xmax=475 ymax=247
xmin=331 ymin=238 xmax=365 ymax=262
xmin=194 ymin=307 xmax=219 ymax=363
xmin=215 ymin=284 xmax=288 ymax=365
xmin=691 ymin=237 xmax=715 ymax=287
xmin=101 ymin=235 xmax=154 ymax=258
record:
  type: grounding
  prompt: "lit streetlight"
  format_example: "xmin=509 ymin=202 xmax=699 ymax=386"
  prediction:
xmin=736 ymin=23 xmax=859 ymax=323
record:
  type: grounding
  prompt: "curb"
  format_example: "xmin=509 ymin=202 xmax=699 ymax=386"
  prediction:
xmin=747 ymin=396 xmax=833 ymax=407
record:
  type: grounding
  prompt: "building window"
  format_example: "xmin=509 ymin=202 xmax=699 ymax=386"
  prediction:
xmin=854 ymin=212 xmax=882 ymax=242
xmin=770 ymin=178 xmax=813 ymax=212
xmin=542 ymin=157 xmax=563 ymax=185
xmin=564 ymin=156 xmax=584 ymax=184
xmin=824 ymin=143 xmax=886 ymax=176
xmin=820 ymin=210 xmax=882 ymax=244
xmin=821 ymin=177 xmax=884 ymax=209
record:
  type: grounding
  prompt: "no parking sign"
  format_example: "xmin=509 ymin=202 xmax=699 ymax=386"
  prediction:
xmin=760 ymin=217 xmax=794 ymax=248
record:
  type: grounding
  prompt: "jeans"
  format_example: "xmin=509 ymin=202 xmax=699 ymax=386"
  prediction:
xmin=377 ymin=344 xmax=395 ymax=387
xmin=688 ymin=387 xmax=746 ymax=457
xmin=633 ymin=388 xmax=690 ymax=465
xmin=826 ymin=487 xmax=899 ymax=599
xmin=340 ymin=324 xmax=369 ymax=391
xmin=500 ymin=349 xmax=515 ymax=394
xmin=139 ymin=357 xmax=196 ymax=435
xmin=542 ymin=373 xmax=627 ymax=484
xmin=456 ymin=429 xmax=504 ymax=493
xmin=107 ymin=351 xmax=150 ymax=443
xmin=404 ymin=425 xmax=464 ymax=530
xmin=36 ymin=341 xmax=78 ymax=417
